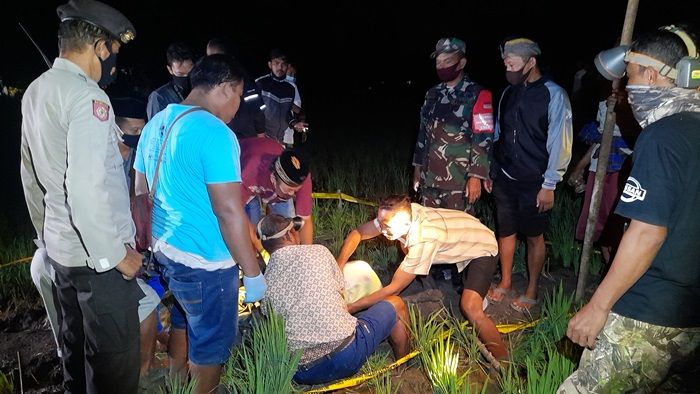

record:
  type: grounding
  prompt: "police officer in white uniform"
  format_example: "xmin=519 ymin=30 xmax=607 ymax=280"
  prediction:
xmin=20 ymin=0 xmax=144 ymax=392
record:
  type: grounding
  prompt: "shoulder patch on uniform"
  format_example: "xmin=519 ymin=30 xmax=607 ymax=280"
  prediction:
xmin=92 ymin=100 xmax=110 ymax=122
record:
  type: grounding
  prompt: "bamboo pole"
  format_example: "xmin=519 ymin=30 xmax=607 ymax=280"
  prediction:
xmin=575 ymin=0 xmax=639 ymax=302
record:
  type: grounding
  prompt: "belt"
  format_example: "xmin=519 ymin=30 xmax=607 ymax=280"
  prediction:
xmin=299 ymin=332 xmax=356 ymax=370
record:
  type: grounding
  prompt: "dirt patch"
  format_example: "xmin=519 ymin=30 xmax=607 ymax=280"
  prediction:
xmin=0 ymin=305 xmax=62 ymax=393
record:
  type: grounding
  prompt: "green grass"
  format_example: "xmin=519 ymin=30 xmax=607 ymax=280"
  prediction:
xmin=525 ymin=344 xmax=576 ymax=393
xmin=0 ymin=371 xmax=14 ymax=394
xmin=0 ymin=237 xmax=37 ymax=309
xmin=547 ymin=188 xmax=583 ymax=271
xmin=223 ymin=307 xmax=301 ymax=394
xmin=361 ymin=351 xmax=401 ymax=394
xmin=158 ymin=374 xmax=197 ymax=394
xmin=512 ymin=282 xmax=574 ymax=368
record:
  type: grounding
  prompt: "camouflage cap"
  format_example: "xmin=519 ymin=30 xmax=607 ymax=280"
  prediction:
xmin=431 ymin=37 xmax=466 ymax=58
xmin=500 ymin=38 xmax=541 ymax=59
xmin=57 ymin=0 xmax=136 ymax=44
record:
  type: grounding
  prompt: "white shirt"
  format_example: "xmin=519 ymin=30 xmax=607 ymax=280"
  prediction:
xmin=20 ymin=58 xmax=134 ymax=271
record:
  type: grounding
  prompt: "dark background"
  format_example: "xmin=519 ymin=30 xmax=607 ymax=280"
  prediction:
xmin=3 ymin=1 xmax=700 ymax=95
xmin=1 ymin=0 xmax=700 ymax=230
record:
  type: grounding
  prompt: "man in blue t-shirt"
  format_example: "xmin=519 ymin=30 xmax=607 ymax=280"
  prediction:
xmin=134 ymin=55 xmax=267 ymax=393
xmin=560 ymin=26 xmax=700 ymax=393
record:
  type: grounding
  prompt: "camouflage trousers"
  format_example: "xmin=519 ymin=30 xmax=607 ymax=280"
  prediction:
xmin=557 ymin=312 xmax=700 ymax=393
xmin=420 ymin=187 xmax=474 ymax=214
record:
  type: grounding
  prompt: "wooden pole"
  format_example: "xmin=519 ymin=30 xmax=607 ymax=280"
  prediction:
xmin=575 ymin=0 xmax=639 ymax=302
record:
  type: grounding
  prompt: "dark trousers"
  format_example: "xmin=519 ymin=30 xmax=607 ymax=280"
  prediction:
xmin=50 ymin=258 xmax=143 ymax=394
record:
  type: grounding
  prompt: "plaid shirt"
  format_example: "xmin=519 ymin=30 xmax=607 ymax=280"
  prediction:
xmin=263 ymin=244 xmax=357 ymax=364
xmin=394 ymin=204 xmax=498 ymax=275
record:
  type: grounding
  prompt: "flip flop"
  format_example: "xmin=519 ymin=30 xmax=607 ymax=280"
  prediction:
xmin=510 ymin=295 xmax=538 ymax=313
xmin=487 ymin=286 xmax=510 ymax=303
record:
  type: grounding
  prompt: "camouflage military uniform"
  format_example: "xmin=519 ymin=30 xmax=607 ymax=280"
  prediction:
xmin=558 ymin=312 xmax=700 ymax=393
xmin=413 ymin=75 xmax=493 ymax=212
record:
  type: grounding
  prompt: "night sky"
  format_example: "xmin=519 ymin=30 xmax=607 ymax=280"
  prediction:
xmin=3 ymin=0 xmax=700 ymax=96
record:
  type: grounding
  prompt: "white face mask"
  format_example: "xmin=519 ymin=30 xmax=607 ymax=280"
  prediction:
xmin=379 ymin=213 xmax=411 ymax=241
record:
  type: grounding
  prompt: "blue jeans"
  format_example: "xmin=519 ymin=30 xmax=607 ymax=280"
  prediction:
xmin=294 ymin=301 xmax=397 ymax=385
xmin=245 ymin=196 xmax=295 ymax=226
xmin=156 ymin=252 xmax=239 ymax=365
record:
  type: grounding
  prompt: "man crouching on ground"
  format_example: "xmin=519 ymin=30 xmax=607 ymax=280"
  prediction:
xmin=337 ymin=194 xmax=508 ymax=362
xmin=259 ymin=214 xmax=411 ymax=385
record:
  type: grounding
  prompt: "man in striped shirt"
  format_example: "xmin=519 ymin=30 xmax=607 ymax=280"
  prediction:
xmin=337 ymin=195 xmax=508 ymax=361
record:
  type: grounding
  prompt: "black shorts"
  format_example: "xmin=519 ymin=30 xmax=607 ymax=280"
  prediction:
xmin=461 ymin=255 xmax=498 ymax=298
xmin=492 ymin=175 xmax=550 ymax=238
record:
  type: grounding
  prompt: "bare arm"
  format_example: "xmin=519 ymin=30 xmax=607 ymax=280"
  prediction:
xmin=299 ymin=215 xmax=313 ymax=245
xmin=567 ymin=219 xmax=666 ymax=348
xmin=336 ymin=220 xmax=381 ymax=269
xmin=134 ymin=170 xmax=148 ymax=196
xmin=249 ymin=222 xmax=264 ymax=253
xmin=347 ymin=268 xmax=416 ymax=314
xmin=207 ymin=182 xmax=261 ymax=277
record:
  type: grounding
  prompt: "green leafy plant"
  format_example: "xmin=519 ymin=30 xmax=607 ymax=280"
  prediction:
xmin=498 ymin=362 xmax=525 ymax=394
xmin=0 ymin=237 xmax=37 ymax=309
xmin=547 ymin=187 xmax=582 ymax=270
xmin=525 ymin=344 xmax=575 ymax=394
xmin=0 ymin=371 xmax=14 ymax=394
xmin=223 ymin=307 xmax=301 ymax=394
xmin=424 ymin=335 xmax=465 ymax=393
xmin=361 ymin=351 xmax=401 ymax=394
xmin=408 ymin=305 xmax=449 ymax=368
xmin=451 ymin=317 xmax=486 ymax=376
xmin=512 ymin=282 xmax=573 ymax=368
xmin=158 ymin=373 xmax=197 ymax=394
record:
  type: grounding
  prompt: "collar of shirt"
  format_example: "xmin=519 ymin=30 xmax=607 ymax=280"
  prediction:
xmin=403 ymin=204 xmax=425 ymax=247
xmin=52 ymin=58 xmax=97 ymax=87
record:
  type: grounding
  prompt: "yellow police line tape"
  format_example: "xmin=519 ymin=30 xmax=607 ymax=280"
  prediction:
xmin=301 ymin=318 xmax=540 ymax=393
xmin=312 ymin=192 xmax=377 ymax=207
xmin=1 ymin=256 xmax=32 ymax=269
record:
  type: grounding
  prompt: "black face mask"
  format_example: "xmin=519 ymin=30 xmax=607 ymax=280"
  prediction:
xmin=96 ymin=41 xmax=117 ymax=87
xmin=505 ymin=60 xmax=533 ymax=86
xmin=172 ymin=75 xmax=191 ymax=98
xmin=121 ymin=133 xmax=140 ymax=149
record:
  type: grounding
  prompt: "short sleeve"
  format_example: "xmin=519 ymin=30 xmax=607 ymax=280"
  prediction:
xmin=615 ymin=130 xmax=678 ymax=227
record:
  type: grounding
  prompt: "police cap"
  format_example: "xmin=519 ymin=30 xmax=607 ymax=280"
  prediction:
xmin=57 ymin=0 xmax=136 ymax=44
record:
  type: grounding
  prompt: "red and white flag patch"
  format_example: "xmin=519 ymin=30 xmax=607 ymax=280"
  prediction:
xmin=92 ymin=100 xmax=110 ymax=122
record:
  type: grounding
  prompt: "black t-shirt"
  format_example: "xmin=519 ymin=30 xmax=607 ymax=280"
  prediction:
xmin=612 ymin=112 xmax=700 ymax=328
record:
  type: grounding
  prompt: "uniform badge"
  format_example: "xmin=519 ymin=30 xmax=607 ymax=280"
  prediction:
xmin=92 ymin=100 xmax=110 ymax=122
xmin=290 ymin=156 xmax=301 ymax=170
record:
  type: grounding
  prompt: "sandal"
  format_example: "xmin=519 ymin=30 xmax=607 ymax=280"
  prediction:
xmin=487 ymin=286 xmax=511 ymax=303
xmin=510 ymin=295 xmax=538 ymax=313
